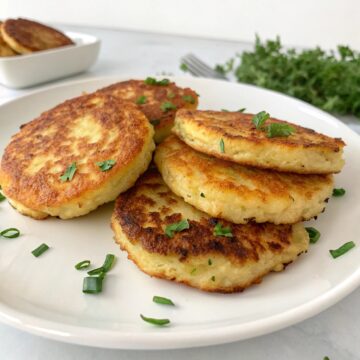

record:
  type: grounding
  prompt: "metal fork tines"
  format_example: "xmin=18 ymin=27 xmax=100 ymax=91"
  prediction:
xmin=181 ymin=53 xmax=228 ymax=80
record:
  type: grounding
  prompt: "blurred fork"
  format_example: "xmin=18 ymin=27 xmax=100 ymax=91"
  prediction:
xmin=181 ymin=53 xmax=228 ymax=80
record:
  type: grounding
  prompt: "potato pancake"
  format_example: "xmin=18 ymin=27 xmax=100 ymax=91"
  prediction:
xmin=173 ymin=109 xmax=345 ymax=174
xmin=0 ymin=18 xmax=74 ymax=54
xmin=0 ymin=93 xmax=155 ymax=219
xmin=111 ymin=168 xmax=309 ymax=293
xmin=155 ymin=136 xmax=333 ymax=224
xmin=97 ymin=79 xmax=198 ymax=143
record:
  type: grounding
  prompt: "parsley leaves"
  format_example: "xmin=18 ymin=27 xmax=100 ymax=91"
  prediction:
xmin=252 ymin=111 xmax=270 ymax=129
xmin=266 ymin=123 xmax=295 ymax=138
xmin=216 ymin=36 xmax=360 ymax=117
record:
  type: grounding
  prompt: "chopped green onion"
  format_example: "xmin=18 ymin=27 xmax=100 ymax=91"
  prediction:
xmin=252 ymin=111 xmax=270 ymax=129
xmin=219 ymin=138 xmax=225 ymax=153
xmin=200 ymin=192 xmax=205 ymax=198
xmin=167 ymin=92 xmax=175 ymax=99
xmin=208 ymin=258 xmax=212 ymax=265
xmin=214 ymin=222 xmax=233 ymax=237
xmin=83 ymin=276 xmax=103 ymax=294
xmin=96 ymin=159 xmax=116 ymax=172
xmin=87 ymin=254 xmax=116 ymax=275
xmin=305 ymin=227 xmax=321 ymax=244
xmin=140 ymin=314 xmax=170 ymax=326
xmin=323 ymin=357 xmax=330 ymax=360
xmin=329 ymin=241 xmax=355 ymax=259
xmin=160 ymin=101 xmax=177 ymax=112
xmin=190 ymin=268 xmax=197 ymax=275
xmin=0 ymin=228 xmax=20 ymax=239
xmin=153 ymin=296 xmax=175 ymax=306
xmin=332 ymin=188 xmax=346 ymax=197
xmin=238 ymin=108 xmax=246 ymax=112
xmin=211 ymin=276 xmax=216 ymax=282
xmin=136 ymin=95 xmax=147 ymax=105
xmin=182 ymin=95 xmax=195 ymax=104
xmin=150 ymin=119 xmax=160 ymax=126
xmin=0 ymin=192 xmax=5 ymax=202
xmin=32 ymin=243 xmax=49 ymax=257
xmin=75 ymin=260 xmax=91 ymax=270
xmin=221 ymin=109 xmax=229 ymax=112
xmin=180 ymin=63 xmax=188 ymax=72
xmin=59 ymin=162 xmax=77 ymax=182
xmin=144 ymin=77 xmax=170 ymax=86
xmin=266 ymin=123 xmax=295 ymax=138
xmin=165 ymin=219 xmax=189 ymax=238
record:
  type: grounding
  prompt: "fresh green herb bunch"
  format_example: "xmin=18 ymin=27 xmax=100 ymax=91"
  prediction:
xmin=218 ymin=36 xmax=360 ymax=117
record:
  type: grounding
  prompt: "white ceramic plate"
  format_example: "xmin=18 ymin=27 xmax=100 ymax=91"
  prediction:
xmin=0 ymin=76 xmax=359 ymax=350
xmin=0 ymin=32 xmax=100 ymax=89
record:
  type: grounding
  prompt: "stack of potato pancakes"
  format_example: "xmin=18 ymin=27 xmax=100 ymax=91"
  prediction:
xmin=0 ymin=78 xmax=345 ymax=293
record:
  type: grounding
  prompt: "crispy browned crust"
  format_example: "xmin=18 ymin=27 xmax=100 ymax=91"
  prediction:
xmin=111 ymin=168 xmax=308 ymax=292
xmin=97 ymin=80 xmax=199 ymax=143
xmin=0 ymin=93 xmax=152 ymax=211
xmin=1 ymin=18 xmax=73 ymax=53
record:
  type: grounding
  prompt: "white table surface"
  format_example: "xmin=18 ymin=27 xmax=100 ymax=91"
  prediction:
xmin=0 ymin=24 xmax=359 ymax=360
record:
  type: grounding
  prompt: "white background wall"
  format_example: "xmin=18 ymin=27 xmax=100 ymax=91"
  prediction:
xmin=3 ymin=0 xmax=360 ymax=50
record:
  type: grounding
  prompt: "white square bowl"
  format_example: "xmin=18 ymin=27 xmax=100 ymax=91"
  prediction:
xmin=0 ymin=31 xmax=101 ymax=89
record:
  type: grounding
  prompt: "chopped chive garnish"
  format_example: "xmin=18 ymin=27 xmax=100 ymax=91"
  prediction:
xmin=238 ymin=108 xmax=246 ymax=112
xmin=140 ymin=314 xmax=170 ymax=326
xmin=333 ymin=188 xmax=346 ymax=197
xmin=329 ymin=241 xmax=355 ymax=259
xmin=0 ymin=191 xmax=5 ymax=202
xmin=150 ymin=119 xmax=160 ymax=126
xmin=32 ymin=243 xmax=49 ymax=257
xmin=190 ymin=268 xmax=197 ymax=275
xmin=208 ymin=258 xmax=212 ymax=265
xmin=136 ymin=95 xmax=147 ymax=105
xmin=153 ymin=296 xmax=175 ymax=305
xmin=219 ymin=138 xmax=225 ymax=153
xmin=266 ymin=123 xmax=295 ymax=138
xmin=167 ymin=92 xmax=175 ymax=99
xmin=144 ymin=77 xmax=170 ymax=86
xmin=165 ymin=219 xmax=189 ymax=238
xmin=323 ymin=357 xmax=330 ymax=360
xmin=83 ymin=276 xmax=103 ymax=294
xmin=180 ymin=63 xmax=188 ymax=72
xmin=59 ymin=162 xmax=77 ymax=182
xmin=214 ymin=223 xmax=233 ymax=237
xmin=182 ymin=95 xmax=195 ymax=104
xmin=87 ymin=254 xmax=116 ymax=275
xmin=305 ymin=227 xmax=321 ymax=244
xmin=252 ymin=111 xmax=270 ymax=129
xmin=96 ymin=159 xmax=116 ymax=171
xmin=160 ymin=101 xmax=177 ymax=112
xmin=200 ymin=192 xmax=205 ymax=198
xmin=221 ymin=109 xmax=229 ymax=112
xmin=0 ymin=228 xmax=20 ymax=239
xmin=211 ymin=276 xmax=216 ymax=282
xmin=75 ymin=260 xmax=91 ymax=270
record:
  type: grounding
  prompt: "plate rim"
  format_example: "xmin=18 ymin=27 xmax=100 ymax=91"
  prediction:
xmin=0 ymin=75 xmax=359 ymax=349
